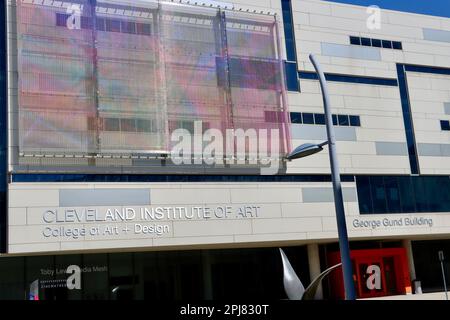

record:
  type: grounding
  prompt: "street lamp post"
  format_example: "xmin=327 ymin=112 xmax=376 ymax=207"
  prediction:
xmin=286 ymin=54 xmax=357 ymax=300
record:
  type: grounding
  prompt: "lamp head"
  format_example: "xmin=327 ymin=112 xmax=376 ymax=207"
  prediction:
xmin=286 ymin=143 xmax=324 ymax=161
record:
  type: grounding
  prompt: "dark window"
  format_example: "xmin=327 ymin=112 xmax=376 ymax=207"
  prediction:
xmin=370 ymin=176 xmax=388 ymax=213
xmin=332 ymin=114 xmax=338 ymax=126
xmin=136 ymin=23 xmax=151 ymax=35
xmin=104 ymin=118 xmax=120 ymax=131
xmin=314 ymin=113 xmax=326 ymax=125
xmin=302 ymin=113 xmax=314 ymax=124
xmin=349 ymin=115 xmax=361 ymax=127
xmin=371 ymin=39 xmax=382 ymax=47
xmin=440 ymin=120 xmax=450 ymax=131
xmin=290 ymin=112 xmax=302 ymax=124
xmin=382 ymin=40 xmax=393 ymax=48
xmin=121 ymin=21 xmax=136 ymax=34
xmin=120 ymin=119 xmax=137 ymax=132
xmin=392 ymin=41 xmax=403 ymax=50
xmin=281 ymin=0 xmax=297 ymax=62
xmin=136 ymin=119 xmax=153 ymax=133
xmin=356 ymin=176 xmax=373 ymax=213
xmin=350 ymin=36 xmax=361 ymax=45
xmin=96 ymin=17 xmax=106 ymax=31
xmin=338 ymin=115 xmax=349 ymax=126
xmin=397 ymin=176 xmax=416 ymax=213
xmin=358 ymin=176 xmax=450 ymax=214
xmin=81 ymin=16 xmax=92 ymax=29
xmin=56 ymin=13 xmax=69 ymax=27
xmin=361 ymin=37 xmax=371 ymax=46
xmin=384 ymin=177 xmax=401 ymax=213
xmin=284 ymin=61 xmax=299 ymax=91
xmin=106 ymin=19 xmax=121 ymax=32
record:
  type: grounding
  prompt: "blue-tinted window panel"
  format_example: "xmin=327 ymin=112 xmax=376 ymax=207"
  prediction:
xmin=332 ymin=114 xmax=338 ymax=126
xmin=370 ymin=176 xmax=388 ymax=213
xmin=121 ymin=21 xmax=136 ymax=34
xmin=356 ymin=176 xmax=373 ymax=213
xmin=303 ymin=113 xmax=314 ymax=124
xmin=350 ymin=36 xmax=361 ymax=45
xmin=106 ymin=19 xmax=121 ymax=32
xmin=392 ymin=41 xmax=403 ymax=50
xmin=298 ymin=71 xmax=398 ymax=87
xmin=361 ymin=37 xmax=371 ymax=46
xmin=412 ymin=177 xmax=429 ymax=212
xmin=96 ymin=17 xmax=106 ymax=31
xmin=338 ymin=115 xmax=349 ymax=126
xmin=397 ymin=176 xmax=416 ymax=213
xmin=358 ymin=175 xmax=450 ymax=214
xmin=136 ymin=23 xmax=151 ymax=35
xmin=285 ymin=61 xmax=299 ymax=91
xmin=314 ymin=113 xmax=326 ymax=125
xmin=349 ymin=115 xmax=361 ymax=127
xmin=371 ymin=39 xmax=382 ymax=47
xmin=281 ymin=0 xmax=297 ymax=62
xmin=12 ymin=174 xmax=356 ymax=183
xmin=382 ymin=40 xmax=393 ymax=48
xmin=81 ymin=16 xmax=92 ymax=29
xmin=56 ymin=13 xmax=69 ymax=27
xmin=397 ymin=64 xmax=419 ymax=174
xmin=384 ymin=177 xmax=401 ymax=213
xmin=404 ymin=65 xmax=450 ymax=75
xmin=441 ymin=120 xmax=450 ymax=131
xmin=290 ymin=112 xmax=302 ymax=124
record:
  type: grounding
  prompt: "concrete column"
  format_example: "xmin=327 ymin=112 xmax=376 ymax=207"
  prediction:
xmin=403 ymin=239 xmax=420 ymax=294
xmin=307 ymin=243 xmax=323 ymax=299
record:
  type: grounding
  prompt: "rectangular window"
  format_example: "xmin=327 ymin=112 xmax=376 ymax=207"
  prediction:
xmin=96 ymin=17 xmax=106 ymax=31
xmin=106 ymin=19 xmax=121 ymax=32
xmin=384 ymin=176 xmax=401 ymax=213
xmin=81 ymin=16 xmax=92 ymax=29
xmin=136 ymin=23 xmax=151 ymax=35
xmin=314 ymin=113 xmax=326 ymax=125
xmin=338 ymin=114 xmax=349 ymax=126
xmin=120 ymin=119 xmax=137 ymax=132
xmin=382 ymin=40 xmax=393 ymax=49
xmin=121 ymin=21 xmax=136 ymax=34
xmin=440 ymin=120 xmax=450 ymax=131
xmin=358 ymin=176 xmax=450 ymax=214
xmin=392 ymin=41 xmax=403 ymax=50
xmin=371 ymin=39 xmax=382 ymax=47
xmin=349 ymin=115 xmax=361 ymax=127
xmin=361 ymin=37 xmax=371 ymax=46
xmin=136 ymin=119 xmax=153 ymax=133
xmin=290 ymin=112 xmax=302 ymax=124
xmin=350 ymin=36 xmax=361 ymax=45
xmin=104 ymin=118 xmax=120 ymax=131
xmin=56 ymin=13 xmax=69 ymax=27
xmin=332 ymin=114 xmax=338 ymax=126
xmin=302 ymin=113 xmax=314 ymax=124
xmin=284 ymin=61 xmax=299 ymax=92
xmin=370 ymin=176 xmax=387 ymax=213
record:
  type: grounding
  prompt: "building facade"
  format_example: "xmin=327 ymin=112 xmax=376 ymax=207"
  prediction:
xmin=1 ymin=0 xmax=450 ymax=300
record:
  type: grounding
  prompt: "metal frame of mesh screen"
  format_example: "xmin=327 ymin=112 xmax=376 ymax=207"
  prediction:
xmin=14 ymin=0 xmax=291 ymax=173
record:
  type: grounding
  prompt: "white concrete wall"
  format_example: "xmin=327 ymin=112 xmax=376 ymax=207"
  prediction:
xmin=7 ymin=182 xmax=450 ymax=254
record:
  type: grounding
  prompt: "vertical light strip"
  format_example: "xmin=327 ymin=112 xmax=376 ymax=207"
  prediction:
xmin=396 ymin=64 xmax=419 ymax=174
xmin=281 ymin=0 xmax=299 ymax=91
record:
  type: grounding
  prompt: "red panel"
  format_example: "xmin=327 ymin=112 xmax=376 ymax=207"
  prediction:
xmin=327 ymin=248 xmax=411 ymax=299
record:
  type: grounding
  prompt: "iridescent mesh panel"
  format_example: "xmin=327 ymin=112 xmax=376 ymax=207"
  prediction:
xmin=15 ymin=0 xmax=290 ymax=171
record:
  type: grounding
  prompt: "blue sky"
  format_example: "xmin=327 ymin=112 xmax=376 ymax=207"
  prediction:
xmin=325 ymin=0 xmax=450 ymax=18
